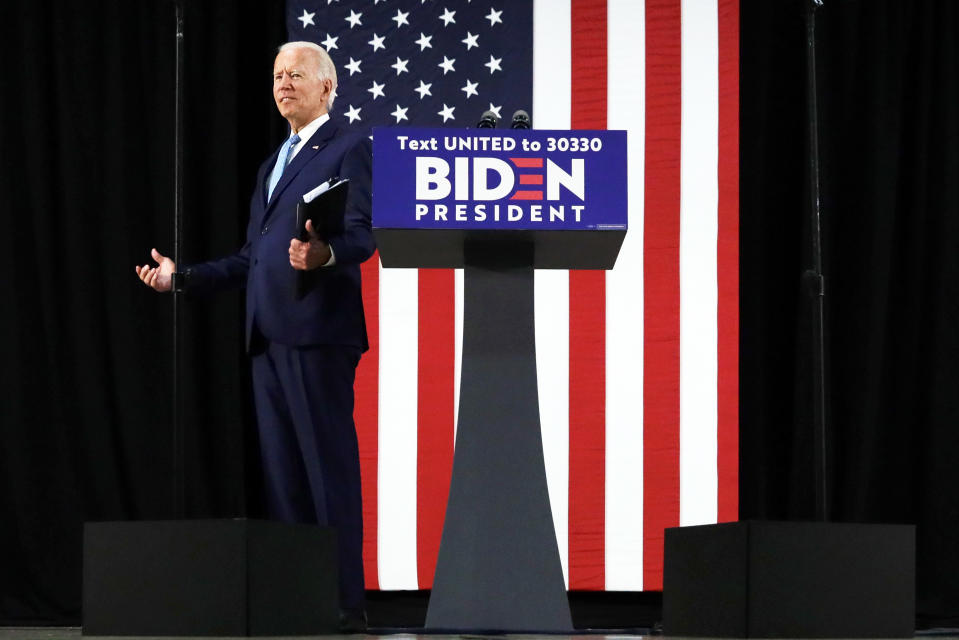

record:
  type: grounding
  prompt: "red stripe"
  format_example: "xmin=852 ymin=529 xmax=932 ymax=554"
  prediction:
xmin=643 ymin=0 xmax=682 ymax=591
xmin=520 ymin=174 xmax=544 ymax=185
xmin=511 ymin=190 xmax=544 ymax=200
xmin=716 ymin=0 xmax=740 ymax=523
xmin=510 ymin=157 xmax=544 ymax=168
xmin=568 ymin=0 xmax=607 ymax=591
xmin=416 ymin=269 xmax=456 ymax=588
xmin=356 ymin=253 xmax=380 ymax=589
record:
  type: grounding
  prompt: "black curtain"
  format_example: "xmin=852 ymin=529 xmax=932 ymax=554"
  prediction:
xmin=2 ymin=0 xmax=959 ymax=628
xmin=740 ymin=0 xmax=959 ymax=627
xmin=0 ymin=0 xmax=285 ymax=623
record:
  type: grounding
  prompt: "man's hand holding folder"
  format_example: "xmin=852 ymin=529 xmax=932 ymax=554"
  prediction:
xmin=288 ymin=176 xmax=350 ymax=299
xmin=288 ymin=219 xmax=333 ymax=270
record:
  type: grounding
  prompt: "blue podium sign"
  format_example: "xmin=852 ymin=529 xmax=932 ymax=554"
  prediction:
xmin=372 ymin=127 xmax=628 ymax=269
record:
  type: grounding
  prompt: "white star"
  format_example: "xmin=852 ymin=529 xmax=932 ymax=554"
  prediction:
xmin=368 ymin=33 xmax=386 ymax=52
xmin=437 ymin=103 xmax=456 ymax=122
xmin=344 ymin=104 xmax=362 ymax=123
xmin=438 ymin=56 xmax=456 ymax=74
xmin=297 ymin=9 xmax=315 ymax=28
xmin=345 ymin=10 xmax=362 ymax=28
xmin=414 ymin=80 xmax=432 ymax=99
xmin=392 ymin=9 xmax=410 ymax=27
xmin=391 ymin=104 xmax=409 ymax=122
xmin=415 ymin=32 xmax=433 ymax=51
xmin=368 ymin=80 xmax=385 ymax=99
xmin=485 ymin=55 xmax=502 ymax=74
xmin=321 ymin=33 xmax=338 ymax=51
xmin=461 ymin=32 xmax=479 ymax=50
xmin=488 ymin=103 xmax=502 ymax=119
xmin=461 ymin=79 xmax=479 ymax=98
xmin=486 ymin=8 xmax=503 ymax=26
xmin=391 ymin=57 xmax=409 ymax=75
xmin=345 ymin=57 xmax=362 ymax=75
xmin=439 ymin=8 xmax=456 ymax=26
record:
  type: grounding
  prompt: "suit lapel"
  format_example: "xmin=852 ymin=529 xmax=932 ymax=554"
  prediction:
xmin=259 ymin=143 xmax=283 ymax=209
xmin=265 ymin=119 xmax=339 ymax=213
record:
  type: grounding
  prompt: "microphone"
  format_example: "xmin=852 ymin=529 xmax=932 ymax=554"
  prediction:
xmin=476 ymin=110 xmax=498 ymax=128
xmin=510 ymin=109 xmax=531 ymax=129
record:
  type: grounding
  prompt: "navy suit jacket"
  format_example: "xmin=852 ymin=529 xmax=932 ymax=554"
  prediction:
xmin=185 ymin=118 xmax=375 ymax=352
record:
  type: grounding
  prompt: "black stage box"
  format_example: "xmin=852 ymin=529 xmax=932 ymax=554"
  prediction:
xmin=83 ymin=519 xmax=338 ymax=636
xmin=663 ymin=520 xmax=914 ymax=638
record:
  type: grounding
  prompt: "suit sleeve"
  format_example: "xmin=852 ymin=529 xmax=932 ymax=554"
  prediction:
xmin=181 ymin=242 xmax=251 ymax=295
xmin=328 ymin=136 xmax=376 ymax=266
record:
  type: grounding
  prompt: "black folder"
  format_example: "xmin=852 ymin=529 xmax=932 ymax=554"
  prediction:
xmin=294 ymin=177 xmax=350 ymax=300
xmin=295 ymin=176 xmax=349 ymax=242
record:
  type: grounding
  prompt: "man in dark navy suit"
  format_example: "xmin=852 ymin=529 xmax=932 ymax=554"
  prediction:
xmin=136 ymin=41 xmax=373 ymax=629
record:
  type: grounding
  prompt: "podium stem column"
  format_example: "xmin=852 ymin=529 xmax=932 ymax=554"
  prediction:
xmin=425 ymin=242 xmax=572 ymax=632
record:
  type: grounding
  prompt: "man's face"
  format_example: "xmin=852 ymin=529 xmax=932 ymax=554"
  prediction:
xmin=273 ymin=48 xmax=332 ymax=131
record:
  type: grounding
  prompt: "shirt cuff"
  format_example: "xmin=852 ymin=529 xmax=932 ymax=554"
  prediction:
xmin=323 ymin=245 xmax=337 ymax=267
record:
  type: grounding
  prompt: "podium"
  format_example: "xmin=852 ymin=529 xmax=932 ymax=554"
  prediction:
xmin=373 ymin=127 xmax=628 ymax=632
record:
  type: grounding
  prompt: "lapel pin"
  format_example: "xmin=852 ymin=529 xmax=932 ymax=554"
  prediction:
xmin=312 ymin=145 xmax=319 ymax=150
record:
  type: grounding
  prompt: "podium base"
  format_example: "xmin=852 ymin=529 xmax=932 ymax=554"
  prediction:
xmin=82 ymin=519 xmax=338 ymax=636
xmin=663 ymin=521 xmax=915 ymax=638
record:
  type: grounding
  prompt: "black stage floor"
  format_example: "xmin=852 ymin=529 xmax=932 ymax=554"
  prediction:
xmin=4 ymin=629 xmax=959 ymax=640
xmin=4 ymin=631 xmax=667 ymax=640
xmin=7 ymin=627 xmax=959 ymax=640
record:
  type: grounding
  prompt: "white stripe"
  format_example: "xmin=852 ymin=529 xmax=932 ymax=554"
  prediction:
xmin=679 ymin=0 xmax=719 ymax=527
xmin=605 ymin=0 xmax=646 ymax=591
xmin=454 ymin=269 xmax=464 ymax=439
xmin=533 ymin=0 xmax=572 ymax=588
xmin=535 ymin=270 xmax=570 ymax=587
xmin=376 ymin=265 xmax=420 ymax=588
xmin=533 ymin=0 xmax=571 ymax=131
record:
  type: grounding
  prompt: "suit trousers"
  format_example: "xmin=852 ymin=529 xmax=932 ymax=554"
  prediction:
xmin=250 ymin=339 xmax=365 ymax=611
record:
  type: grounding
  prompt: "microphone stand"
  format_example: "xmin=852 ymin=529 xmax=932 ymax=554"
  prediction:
xmin=172 ymin=0 xmax=186 ymax=519
xmin=804 ymin=0 xmax=828 ymax=522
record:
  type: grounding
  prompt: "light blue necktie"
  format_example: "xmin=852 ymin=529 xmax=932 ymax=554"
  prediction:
xmin=266 ymin=133 xmax=301 ymax=201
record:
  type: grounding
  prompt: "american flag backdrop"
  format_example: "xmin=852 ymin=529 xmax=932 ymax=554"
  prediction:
xmin=285 ymin=0 xmax=739 ymax=592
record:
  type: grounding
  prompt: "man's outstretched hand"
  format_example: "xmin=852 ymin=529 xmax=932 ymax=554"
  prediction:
xmin=289 ymin=219 xmax=332 ymax=270
xmin=135 ymin=248 xmax=175 ymax=292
